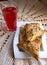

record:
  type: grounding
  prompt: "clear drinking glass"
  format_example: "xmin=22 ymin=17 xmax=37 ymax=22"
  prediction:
xmin=0 ymin=3 xmax=17 ymax=32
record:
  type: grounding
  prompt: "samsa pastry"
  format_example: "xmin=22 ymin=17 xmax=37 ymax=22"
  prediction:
xmin=17 ymin=23 xmax=45 ymax=60
xmin=17 ymin=37 xmax=41 ymax=60
xmin=25 ymin=23 xmax=45 ymax=41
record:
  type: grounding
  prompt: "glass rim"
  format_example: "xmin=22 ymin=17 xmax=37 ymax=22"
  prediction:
xmin=2 ymin=6 xmax=17 ymax=14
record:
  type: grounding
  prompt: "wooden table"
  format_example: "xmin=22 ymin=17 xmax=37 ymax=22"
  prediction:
xmin=0 ymin=0 xmax=47 ymax=65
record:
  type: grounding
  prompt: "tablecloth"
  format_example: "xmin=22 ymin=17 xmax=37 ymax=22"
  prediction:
xmin=0 ymin=0 xmax=47 ymax=65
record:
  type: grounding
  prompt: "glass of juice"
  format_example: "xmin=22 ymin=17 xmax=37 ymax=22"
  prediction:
xmin=2 ymin=6 xmax=17 ymax=32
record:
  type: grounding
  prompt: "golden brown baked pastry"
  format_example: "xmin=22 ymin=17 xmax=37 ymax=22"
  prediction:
xmin=25 ymin=23 xmax=45 ymax=41
xmin=17 ymin=23 xmax=45 ymax=60
xmin=17 ymin=37 xmax=41 ymax=60
xmin=18 ymin=27 xmax=26 ymax=51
